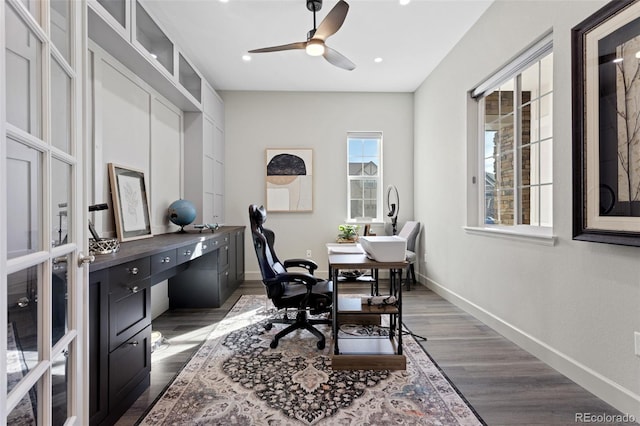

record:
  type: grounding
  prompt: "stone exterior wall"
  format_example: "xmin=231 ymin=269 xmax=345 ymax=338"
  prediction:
xmin=485 ymin=91 xmax=531 ymax=225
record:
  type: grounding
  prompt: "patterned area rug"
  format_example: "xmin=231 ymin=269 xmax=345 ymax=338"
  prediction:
xmin=138 ymin=295 xmax=485 ymax=425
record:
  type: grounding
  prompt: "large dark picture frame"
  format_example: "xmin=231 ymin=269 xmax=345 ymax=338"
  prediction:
xmin=572 ymin=0 xmax=640 ymax=246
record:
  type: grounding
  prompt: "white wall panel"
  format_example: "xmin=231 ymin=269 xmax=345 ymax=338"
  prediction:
xmin=150 ymin=97 xmax=182 ymax=234
xmin=221 ymin=91 xmax=414 ymax=277
xmin=413 ymin=0 xmax=639 ymax=418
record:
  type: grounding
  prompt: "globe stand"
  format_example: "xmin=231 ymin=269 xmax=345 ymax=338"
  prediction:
xmin=168 ymin=199 xmax=197 ymax=233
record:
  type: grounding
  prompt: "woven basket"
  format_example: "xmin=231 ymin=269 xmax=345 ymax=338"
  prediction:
xmin=89 ymin=238 xmax=120 ymax=255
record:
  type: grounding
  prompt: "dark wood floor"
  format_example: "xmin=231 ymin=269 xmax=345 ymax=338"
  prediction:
xmin=117 ymin=281 xmax=633 ymax=425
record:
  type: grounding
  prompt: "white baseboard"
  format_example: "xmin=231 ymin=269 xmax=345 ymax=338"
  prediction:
xmin=420 ymin=273 xmax=640 ymax=420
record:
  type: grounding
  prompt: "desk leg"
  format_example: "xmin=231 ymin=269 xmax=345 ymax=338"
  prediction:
xmin=332 ymin=267 xmax=339 ymax=355
xmin=389 ymin=269 xmax=397 ymax=339
xmin=397 ymin=268 xmax=403 ymax=355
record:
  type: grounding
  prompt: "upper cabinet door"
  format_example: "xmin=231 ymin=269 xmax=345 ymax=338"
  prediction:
xmin=134 ymin=0 xmax=173 ymax=75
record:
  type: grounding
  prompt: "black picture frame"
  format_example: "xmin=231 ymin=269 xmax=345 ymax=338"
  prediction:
xmin=572 ymin=0 xmax=640 ymax=246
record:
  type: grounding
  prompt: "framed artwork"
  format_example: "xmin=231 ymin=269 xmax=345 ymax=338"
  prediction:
xmin=572 ymin=0 xmax=640 ymax=246
xmin=108 ymin=163 xmax=152 ymax=242
xmin=265 ymin=148 xmax=313 ymax=212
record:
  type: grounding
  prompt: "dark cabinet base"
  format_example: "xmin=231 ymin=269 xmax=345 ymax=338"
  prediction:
xmin=168 ymin=251 xmax=240 ymax=308
xmin=89 ymin=227 xmax=245 ymax=425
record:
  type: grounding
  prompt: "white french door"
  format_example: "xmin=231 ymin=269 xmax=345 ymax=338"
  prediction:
xmin=1 ymin=0 xmax=87 ymax=425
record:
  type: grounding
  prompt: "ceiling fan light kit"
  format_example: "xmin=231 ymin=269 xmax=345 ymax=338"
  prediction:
xmin=248 ymin=0 xmax=356 ymax=71
xmin=305 ymin=39 xmax=325 ymax=56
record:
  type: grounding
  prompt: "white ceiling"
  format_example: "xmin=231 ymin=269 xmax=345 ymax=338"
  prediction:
xmin=140 ymin=0 xmax=493 ymax=93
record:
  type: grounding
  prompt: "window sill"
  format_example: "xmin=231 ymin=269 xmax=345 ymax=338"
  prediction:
xmin=463 ymin=226 xmax=556 ymax=246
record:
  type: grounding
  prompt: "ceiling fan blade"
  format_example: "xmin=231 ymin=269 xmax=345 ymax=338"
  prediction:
xmin=323 ymin=46 xmax=356 ymax=71
xmin=314 ymin=0 xmax=349 ymax=41
xmin=248 ymin=42 xmax=306 ymax=53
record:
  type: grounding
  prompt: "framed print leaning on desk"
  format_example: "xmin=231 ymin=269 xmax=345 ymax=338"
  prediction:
xmin=108 ymin=163 xmax=152 ymax=242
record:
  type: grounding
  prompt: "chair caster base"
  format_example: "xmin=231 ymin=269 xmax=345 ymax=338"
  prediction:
xmin=270 ymin=339 xmax=278 ymax=348
xmin=264 ymin=323 xmax=273 ymax=330
xmin=316 ymin=340 xmax=325 ymax=350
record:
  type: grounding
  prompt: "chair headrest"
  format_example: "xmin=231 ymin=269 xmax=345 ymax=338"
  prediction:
xmin=249 ymin=204 xmax=267 ymax=228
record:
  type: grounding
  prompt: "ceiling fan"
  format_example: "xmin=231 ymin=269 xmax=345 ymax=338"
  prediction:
xmin=248 ymin=0 xmax=356 ymax=71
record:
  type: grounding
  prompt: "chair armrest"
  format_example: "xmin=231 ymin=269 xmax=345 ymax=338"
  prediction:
xmin=284 ymin=258 xmax=318 ymax=274
xmin=267 ymin=271 xmax=322 ymax=290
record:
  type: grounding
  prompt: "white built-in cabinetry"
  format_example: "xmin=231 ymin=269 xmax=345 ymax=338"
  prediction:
xmin=184 ymin=84 xmax=225 ymax=226
xmin=86 ymin=1 xmax=226 ymax=423
xmin=87 ymin=0 xmax=225 ymax=225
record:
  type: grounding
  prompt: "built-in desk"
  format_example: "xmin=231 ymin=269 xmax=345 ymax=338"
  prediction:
xmin=88 ymin=226 xmax=245 ymax=425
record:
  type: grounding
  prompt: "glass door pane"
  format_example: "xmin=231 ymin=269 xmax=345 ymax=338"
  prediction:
xmin=51 ymin=57 xmax=72 ymax=154
xmin=6 ymin=138 xmax=42 ymax=259
xmin=5 ymin=3 xmax=43 ymax=138
xmin=51 ymin=158 xmax=72 ymax=248
xmin=7 ymin=266 xmax=41 ymax=388
xmin=50 ymin=0 xmax=71 ymax=62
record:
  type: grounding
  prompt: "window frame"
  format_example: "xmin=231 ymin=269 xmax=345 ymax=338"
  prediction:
xmin=346 ymin=131 xmax=383 ymax=223
xmin=468 ymin=33 xmax=555 ymax=242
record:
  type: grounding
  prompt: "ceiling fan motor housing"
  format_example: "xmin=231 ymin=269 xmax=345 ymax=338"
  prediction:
xmin=306 ymin=0 xmax=322 ymax=12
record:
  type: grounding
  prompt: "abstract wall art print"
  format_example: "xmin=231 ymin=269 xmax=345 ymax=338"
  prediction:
xmin=265 ymin=149 xmax=313 ymax=212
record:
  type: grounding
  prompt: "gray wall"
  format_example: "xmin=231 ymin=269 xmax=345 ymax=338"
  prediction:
xmin=221 ymin=91 xmax=414 ymax=278
xmin=414 ymin=0 xmax=639 ymax=417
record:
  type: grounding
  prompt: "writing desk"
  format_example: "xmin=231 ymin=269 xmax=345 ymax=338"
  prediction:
xmin=328 ymin=252 xmax=407 ymax=370
xmin=88 ymin=227 xmax=245 ymax=425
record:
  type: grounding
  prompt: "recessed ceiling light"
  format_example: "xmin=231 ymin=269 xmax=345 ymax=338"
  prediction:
xmin=242 ymin=54 xmax=251 ymax=62
xmin=399 ymin=0 xmax=411 ymax=5
xmin=219 ymin=0 xmax=229 ymax=3
xmin=374 ymin=57 xmax=383 ymax=63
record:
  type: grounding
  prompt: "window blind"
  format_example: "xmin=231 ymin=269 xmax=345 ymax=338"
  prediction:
xmin=471 ymin=31 xmax=553 ymax=99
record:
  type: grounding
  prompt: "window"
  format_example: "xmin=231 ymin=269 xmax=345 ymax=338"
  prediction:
xmin=347 ymin=132 xmax=382 ymax=221
xmin=473 ymin=35 xmax=553 ymax=231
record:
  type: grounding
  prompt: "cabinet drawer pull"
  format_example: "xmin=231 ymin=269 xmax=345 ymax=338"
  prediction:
xmin=128 ymin=340 xmax=139 ymax=347
xmin=184 ymin=250 xmax=192 ymax=256
xmin=129 ymin=286 xmax=139 ymax=293
xmin=161 ymin=256 xmax=171 ymax=263
xmin=128 ymin=267 xmax=139 ymax=275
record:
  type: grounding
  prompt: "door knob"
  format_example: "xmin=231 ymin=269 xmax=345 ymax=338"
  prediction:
xmin=78 ymin=252 xmax=95 ymax=267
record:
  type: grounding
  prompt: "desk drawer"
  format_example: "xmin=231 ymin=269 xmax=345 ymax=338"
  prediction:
xmin=218 ymin=242 xmax=229 ymax=269
xmin=109 ymin=277 xmax=150 ymax=351
xmin=109 ymin=325 xmax=151 ymax=408
xmin=151 ymin=249 xmax=177 ymax=275
xmin=109 ymin=258 xmax=150 ymax=289
xmin=176 ymin=242 xmax=207 ymax=265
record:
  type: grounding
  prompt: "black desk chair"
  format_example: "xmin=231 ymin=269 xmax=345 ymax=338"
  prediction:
xmin=249 ymin=204 xmax=333 ymax=350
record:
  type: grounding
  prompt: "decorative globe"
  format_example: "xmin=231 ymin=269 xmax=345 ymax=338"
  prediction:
xmin=168 ymin=199 xmax=197 ymax=231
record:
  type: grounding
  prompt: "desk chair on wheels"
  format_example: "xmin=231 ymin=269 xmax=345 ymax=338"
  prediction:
xmin=249 ymin=204 xmax=333 ymax=350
